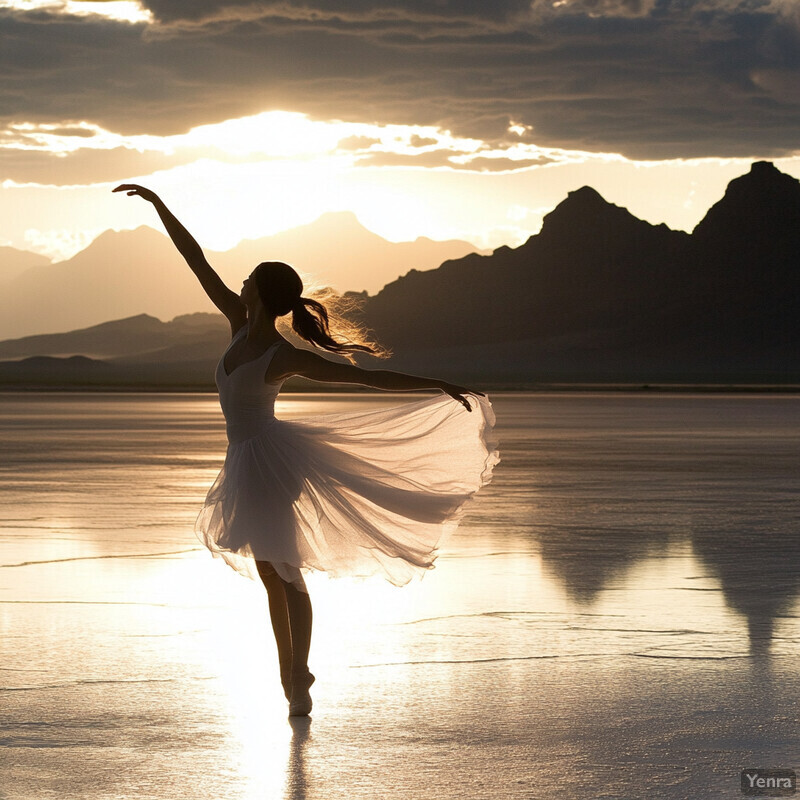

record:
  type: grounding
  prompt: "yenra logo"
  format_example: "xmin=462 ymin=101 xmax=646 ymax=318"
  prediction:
xmin=741 ymin=769 xmax=796 ymax=797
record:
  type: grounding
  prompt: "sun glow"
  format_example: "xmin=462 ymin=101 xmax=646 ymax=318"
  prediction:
xmin=0 ymin=0 xmax=152 ymax=23
xmin=0 ymin=110 xmax=601 ymax=169
xmin=3 ymin=105 xmax=800 ymax=265
xmin=0 ymin=110 xmax=616 ymax=257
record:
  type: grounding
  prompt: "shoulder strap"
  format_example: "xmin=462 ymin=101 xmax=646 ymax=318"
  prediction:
xmin=263 ymin=339 xmax=292 ymax=383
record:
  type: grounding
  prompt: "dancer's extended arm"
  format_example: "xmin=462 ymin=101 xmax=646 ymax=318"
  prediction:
xmin=112 ymin=184 xmax=246 ymax=332
xmin=286 ymin=349 xmax=483 ymax=412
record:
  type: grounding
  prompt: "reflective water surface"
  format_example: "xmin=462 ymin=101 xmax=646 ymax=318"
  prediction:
xmin=1 ymin=392 xmax=798 ymax=799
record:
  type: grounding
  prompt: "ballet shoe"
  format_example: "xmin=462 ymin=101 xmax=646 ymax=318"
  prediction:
xmin=288 ymin=669 xmax=315 ymax=717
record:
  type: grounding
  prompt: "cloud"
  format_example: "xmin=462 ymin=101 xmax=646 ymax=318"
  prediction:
xmin=750 ymin=67 xmax=800 ymax=102
xmin=0 ymin=109 xmax=569 ymax=183
xmin=0 ymin=146 xmax=200 ymax=184
xmin=136 ymin=0 xmax=533 ymax=28
xmin=336 ymin=135 xmax=382 ymax=151
xmin=354 ymin=149 xmax=466 ymax=169
xmin=22 ymin=225 xmax=103 ymax=260
xmin=409 ymin=135 xmax=438 ymax=147
xmin=353 ymin=146 xmax=556 ymax=171
xmin=539 ymin=0 xmax=657 ymax=17
xmin=454 ymin=155 xmax=555 ymax=172
xmin=1 ymin=0 xmax=799 ymax=166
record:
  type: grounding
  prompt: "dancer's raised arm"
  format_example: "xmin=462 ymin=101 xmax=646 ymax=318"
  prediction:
xmin=112 ymin=184 xmax=246 ymax=332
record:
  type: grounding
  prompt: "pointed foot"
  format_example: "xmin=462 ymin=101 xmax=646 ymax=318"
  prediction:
xmin=288 ymin=669 xmax=315 ymax=716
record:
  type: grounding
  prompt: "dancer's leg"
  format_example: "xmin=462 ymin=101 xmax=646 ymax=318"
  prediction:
xmin=256 ymin=561 xmax=293 ymax=697
xmin=284 ymin=581 xmax=313 ymax=675
xmin=282 ymin=577 xmax=314 ymax=716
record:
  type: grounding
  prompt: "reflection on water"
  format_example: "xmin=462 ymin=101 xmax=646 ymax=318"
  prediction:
xmin=0 ymin=391 xmax=798 ymax=799
xmin=486 ymin=393 xmax=800 ymax=657
xmin=286 ymin=717 xmax=312 ymax=800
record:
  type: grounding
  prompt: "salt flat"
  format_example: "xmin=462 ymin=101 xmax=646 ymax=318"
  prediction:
xmin=1 ymin=392 xmax=798 ymax=799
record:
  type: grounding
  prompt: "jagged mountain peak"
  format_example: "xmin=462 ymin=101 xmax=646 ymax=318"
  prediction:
xmin=532 ymin=183 xmax=669 ymax=249
xmin=540 ymin=185 xmax=634 ymax=230
xmin=566 ymin=185 xmax=608 ymax=204
xmin=749 ymin=160 xmax=781 ymax=176
xmin=693 ymin=160 xmax=800 ymax=239
xmin=726 ymin=160 xmax=800 ymax=197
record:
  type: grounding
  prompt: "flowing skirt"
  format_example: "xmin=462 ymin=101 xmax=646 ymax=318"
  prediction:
xmin=195 ymin=393 xmax=500 ymax=592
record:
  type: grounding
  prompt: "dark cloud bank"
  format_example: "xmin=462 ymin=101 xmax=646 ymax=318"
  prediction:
xmin=1 ymin=0 xmax=798 ymax=161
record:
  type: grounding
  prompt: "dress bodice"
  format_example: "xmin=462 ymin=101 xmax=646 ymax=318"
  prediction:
xmin=216 ymin=327 xmax=287 ymax=444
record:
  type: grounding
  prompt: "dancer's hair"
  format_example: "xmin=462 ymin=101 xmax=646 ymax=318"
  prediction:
xmin=254 ymin=261 xmax=388 ymax=363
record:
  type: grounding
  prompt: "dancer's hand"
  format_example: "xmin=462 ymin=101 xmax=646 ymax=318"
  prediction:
xmin=441 ymin=383 xmax=484 ymax=412
xmin=112 ymin=183 xmax=160 ymax=203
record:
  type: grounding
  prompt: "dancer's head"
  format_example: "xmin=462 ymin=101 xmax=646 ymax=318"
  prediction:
xmin=252 ymin=261 xmax=303 ymax=317
xmin=243 ymin=261 xmax=386 ymax=362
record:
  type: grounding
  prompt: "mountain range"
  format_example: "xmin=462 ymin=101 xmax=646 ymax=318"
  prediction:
xmin=359 ymin=160 xmax=800 ymax=382
xmin=0 ymin=212 xmax=480 ymax=340
xmin=0 ymin=161 xmax=797 ymax=387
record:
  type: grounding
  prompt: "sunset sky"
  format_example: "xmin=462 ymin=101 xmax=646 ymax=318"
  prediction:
xmin=2 ymin=0 xmax=799 ymax=265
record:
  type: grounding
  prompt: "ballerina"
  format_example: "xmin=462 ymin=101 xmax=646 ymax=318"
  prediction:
xmin=113 ymin=183 xmax=499 ymax=716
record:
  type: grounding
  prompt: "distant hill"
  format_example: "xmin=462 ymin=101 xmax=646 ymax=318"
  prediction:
xmin=0 ymin=214 xmax=480 ymax=339
xmin=1 ymin=162 xmax=797 ymax=387
xmin=0 ymin=227 xmax=218 ymax=340
xmin=0 ymin=246 xmax=51 ymax=284
xmin=214 ymin=211 xmax=480 ymax=295
xmin=0 ymin=313 xmax=228 ymax=360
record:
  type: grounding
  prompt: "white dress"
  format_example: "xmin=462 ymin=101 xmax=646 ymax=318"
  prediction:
xmin=195 ymin=325 xmax=500 ymax=592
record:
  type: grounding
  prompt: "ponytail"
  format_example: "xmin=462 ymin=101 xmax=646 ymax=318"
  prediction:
xmin=254 ymin=261 xmax=387 ymax=362
xmin=291 ymin=294 xmax=385 ymax=363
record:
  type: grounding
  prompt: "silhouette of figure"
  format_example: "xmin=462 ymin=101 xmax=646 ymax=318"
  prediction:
xmin=113 ymin=184 xmax=499 ymax=716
